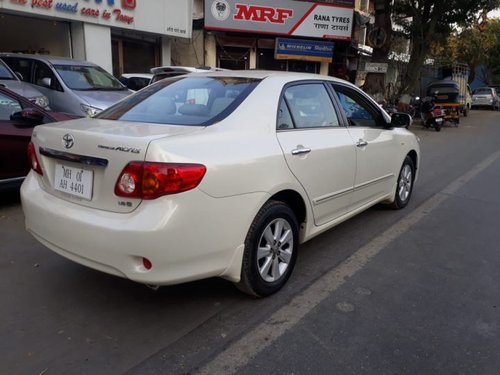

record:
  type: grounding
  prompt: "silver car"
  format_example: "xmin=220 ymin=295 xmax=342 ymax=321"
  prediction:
xmin=0 ymin=58 xmax=49 ymax=109
xmin=471 ymin=87 xmax=499 ymax=110
xmin=0 ymin=53 xmax=132 ymax=117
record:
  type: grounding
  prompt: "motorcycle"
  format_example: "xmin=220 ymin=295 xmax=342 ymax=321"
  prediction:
xmin=420 ymin=94 xmax=445 ymax=132
xmin=408 ymin=96 xmax=421 ymax=119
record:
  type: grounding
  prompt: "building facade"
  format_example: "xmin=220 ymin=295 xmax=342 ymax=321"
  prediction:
xmin=196 ymin=0 xmax=355 ymax=76
xmin=0 ymin=0 xmax=193 ymax=76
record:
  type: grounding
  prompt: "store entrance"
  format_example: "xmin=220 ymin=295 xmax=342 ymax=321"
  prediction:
xmin=257 ymin=47 xmax=319 ymax=73
xmin=111 ymin=36 xmax=160 ymax=77
xmin=217 ymin=47 xmax=249 ymax=70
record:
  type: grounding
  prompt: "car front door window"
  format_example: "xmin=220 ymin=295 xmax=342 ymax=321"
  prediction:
xmin=33 ymin=61 xmax=61 ymax=91
xmin=334 ymin=87 xmax=379 ymax=127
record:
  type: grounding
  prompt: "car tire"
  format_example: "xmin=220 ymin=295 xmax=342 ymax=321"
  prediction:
xmin=389 ymin=156 xmax=415 ymax=210
xmin=237 ymin=200 xmax=299 ymax=297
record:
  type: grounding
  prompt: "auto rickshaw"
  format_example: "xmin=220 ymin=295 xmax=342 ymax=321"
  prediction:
xmin=426 ymin=80 xmax=461 ymax=125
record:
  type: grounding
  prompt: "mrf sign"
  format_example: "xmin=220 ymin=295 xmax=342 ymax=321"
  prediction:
xmin=205 ymin=0 xmax=354 ymax=40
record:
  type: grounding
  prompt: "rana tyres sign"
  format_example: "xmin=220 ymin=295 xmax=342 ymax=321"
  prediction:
xmin=205 ymin=0 xmax=354 ymax=40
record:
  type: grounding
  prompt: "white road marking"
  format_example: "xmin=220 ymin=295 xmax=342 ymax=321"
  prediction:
xmin=197 ymin=149 xmax=500 ymax=375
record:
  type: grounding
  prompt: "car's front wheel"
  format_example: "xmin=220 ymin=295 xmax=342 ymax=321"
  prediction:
xmin=237 ymin=200 xmax=298 ymax=297
xmin=389 ymin=156 xmax=415 ymax=209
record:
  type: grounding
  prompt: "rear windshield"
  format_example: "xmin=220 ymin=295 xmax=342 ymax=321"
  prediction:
xmin=473 ymin=88 xmax=493 ymax=95
xmin=97 ymin=76 xmax=260 ymax=126
xmin=427 ymin=84 xmax=458 ymax=94
xmin=55 ymin=65 xmax=126 ymax=91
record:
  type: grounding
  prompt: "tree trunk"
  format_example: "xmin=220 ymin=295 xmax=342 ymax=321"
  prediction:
xmin=402 ymin=40 xmax=427 ymax=95
xmin=363 ymin=0 xmax=392 ymax=102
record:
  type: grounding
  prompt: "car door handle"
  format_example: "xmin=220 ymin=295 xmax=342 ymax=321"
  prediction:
xmin=291 ymin=147 xmax=311 ymax=155
xmin=356 ymin=139 xmax=368 ymax=147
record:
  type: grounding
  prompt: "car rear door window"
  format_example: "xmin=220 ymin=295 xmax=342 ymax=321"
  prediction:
xmin=281 ymin=83 xmax=340 ymax=129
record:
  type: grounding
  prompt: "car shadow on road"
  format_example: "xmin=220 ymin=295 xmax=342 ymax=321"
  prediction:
xmin=0 ymin=187 xmax=21 ymax=208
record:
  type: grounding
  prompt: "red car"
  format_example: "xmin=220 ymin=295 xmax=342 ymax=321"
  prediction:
xmin=0 ymin=86 xmax=77 ymax=188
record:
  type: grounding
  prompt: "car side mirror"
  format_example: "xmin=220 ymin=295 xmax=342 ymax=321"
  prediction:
xmin=15 ymin=71 xmax=24 ymax=81
xmin=10 ymin=108 xmax=45 ymax=126
xmin=391 ymin=112 xmax=412 ymax=129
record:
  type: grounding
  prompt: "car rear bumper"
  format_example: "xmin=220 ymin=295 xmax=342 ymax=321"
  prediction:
xmin=21 ymin=172 xmax=265 ymax=285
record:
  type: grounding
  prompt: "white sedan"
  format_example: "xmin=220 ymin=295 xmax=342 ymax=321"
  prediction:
xmin=21 ymin=71 xmax=419 ymax=297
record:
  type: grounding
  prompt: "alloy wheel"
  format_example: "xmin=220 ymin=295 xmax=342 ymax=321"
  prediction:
xmin=257 ymin=218 xmax=294 ymax=282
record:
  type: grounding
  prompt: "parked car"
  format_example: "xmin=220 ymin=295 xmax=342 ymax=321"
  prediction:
xmin=21 ymin=71 xmax=420 ymax=297
xmin=150 ymin=66 xmax=227 ymax=84
xmin=0 ymin=86 xmax=76 ymax=188
xmin=0 ymin=53 xmax=132 ymax=117
xmin=0 ymin=58 xmax=49 ymax=109
xmin=489 ymin=84 xmax=500 ymax=96
xmin=119 ymin=73 xmax=152 ymax=91
xmin=471 ymin=87 xmax=499 ymax=110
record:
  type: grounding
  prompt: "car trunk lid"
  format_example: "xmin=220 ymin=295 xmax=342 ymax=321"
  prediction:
xmin=32 ymin=118 xmax=202 ymax=213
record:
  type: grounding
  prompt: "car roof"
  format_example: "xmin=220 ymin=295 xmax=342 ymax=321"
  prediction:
xmin=180 ymin=69 xmax=349 ymax=83
xmin=150 ymin=66 xmax=228 ymax=75
xmin=121 ymin=73 xmax=153 ymax=79
xmin=0 ymin=53 xmax=97 ymax=67
xmin=428 ymin=79 xmax=459 ymax=87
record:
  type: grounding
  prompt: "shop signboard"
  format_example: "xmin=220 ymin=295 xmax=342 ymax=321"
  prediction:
xmin=365 ymin=62 xmax=388 ymax=73
xmin=205 ymin=0 xmax=354 ymax=40
xmin=275 ymin=38 xmax=334 ymax=62
xmin=0 ymin=0 xmax=193 ymax=38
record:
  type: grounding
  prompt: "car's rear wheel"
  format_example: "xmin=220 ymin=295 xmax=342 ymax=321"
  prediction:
xmin=389 ymin=156 xmax=415 ymax=209
xmin=237 ymin=200 xmax=298 ymax=297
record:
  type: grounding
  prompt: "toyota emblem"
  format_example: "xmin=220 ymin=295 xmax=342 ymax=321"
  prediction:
xmin=62 ymin=134 xmax=74 ymax=149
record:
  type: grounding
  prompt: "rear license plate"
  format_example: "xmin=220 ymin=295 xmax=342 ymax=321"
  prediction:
xmin=435 ymin=118 xmax=444 ymax=123
xmin=54 ymin=163 xmax=93 ymax=200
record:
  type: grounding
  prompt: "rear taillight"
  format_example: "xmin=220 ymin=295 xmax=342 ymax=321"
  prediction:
xmin=115 ymin=162 xmax=206 ymax=199
xmin=27 ymin=142 xmax=43 ymax=176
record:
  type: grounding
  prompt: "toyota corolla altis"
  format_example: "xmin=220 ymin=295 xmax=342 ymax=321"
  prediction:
xmin=21 ymin=71 xmax=420 ymax=297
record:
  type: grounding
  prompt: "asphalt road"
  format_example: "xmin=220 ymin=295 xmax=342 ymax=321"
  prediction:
xmin=1 ymin=109 xmax=499 ymax=375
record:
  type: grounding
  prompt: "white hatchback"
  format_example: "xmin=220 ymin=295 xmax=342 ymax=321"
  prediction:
xmin=21 ymin=71 xmax=420 ymax=297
